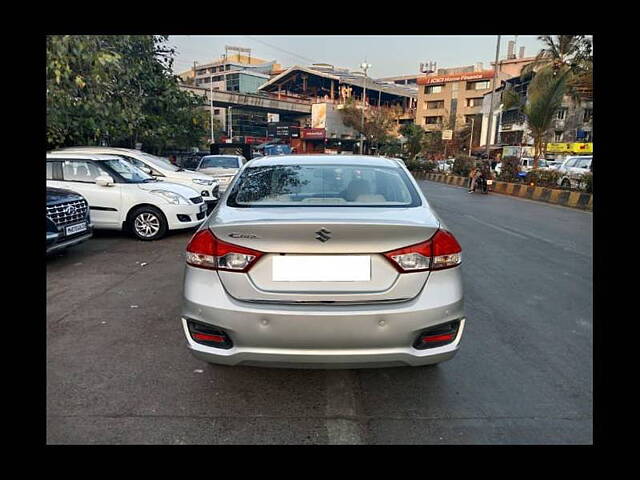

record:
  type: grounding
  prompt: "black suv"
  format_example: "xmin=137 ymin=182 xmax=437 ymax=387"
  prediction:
xmin=47 ymin=187 xmax=93 ymax=254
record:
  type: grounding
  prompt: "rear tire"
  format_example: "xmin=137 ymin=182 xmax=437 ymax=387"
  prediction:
xmin=129 ymin=206 xmax=168 ymax=241
xmin=561 ymin=179 xmax=571 ymax=189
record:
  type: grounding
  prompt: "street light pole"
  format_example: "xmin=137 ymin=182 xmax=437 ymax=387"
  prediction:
xmin=360 ymin=61 xmax=371 ymax=154
xmin=485 ymin=34 xmax=501 ymax=160
xmin=228 ymin=107 xmax=233 ymax=141
xmin=469 ymin=116 xmax=475 ymax=155
xmin=209 ymin=76 xmax=214 ymax=145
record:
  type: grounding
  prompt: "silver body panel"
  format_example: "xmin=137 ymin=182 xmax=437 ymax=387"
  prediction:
xmin=181 ymin=155 xmax=464 ymax=368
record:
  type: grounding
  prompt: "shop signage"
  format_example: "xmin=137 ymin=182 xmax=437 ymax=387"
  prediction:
xmin=418 ymin=70 xmax=495 ymax=85
xmin=546 ymin=143 xmax=592 ymax=153
xmin=301 ymin=128 xmax=326 ymax=139
xmin=442 ymin=130 xmax=453 ymax=140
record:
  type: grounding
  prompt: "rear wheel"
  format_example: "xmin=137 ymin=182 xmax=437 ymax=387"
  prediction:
xmin=129 ymin=206 xmax=168 ymax=241
xmin=561 ymin=179 xmax=571 ymax=189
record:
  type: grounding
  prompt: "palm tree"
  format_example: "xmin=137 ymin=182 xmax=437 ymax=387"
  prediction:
xmin=503 ymin=68 xmax=567 ymax=168
xmin=521 ymin=35 xmax=592 ymax=101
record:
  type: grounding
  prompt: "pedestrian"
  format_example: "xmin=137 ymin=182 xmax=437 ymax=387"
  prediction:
xmin=468 ymin=164 xmax=480 ymax=193
xmin=169 ymin=154 xmax=177 ymax=166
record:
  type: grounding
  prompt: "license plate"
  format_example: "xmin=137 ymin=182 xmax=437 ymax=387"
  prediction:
xmin=272 ymin=256 xmax=371 ymax=282
xmin=65 ymin=223 xmax=87 ymax=236
xmin=199 ymin=204 xmax=206 ymax=213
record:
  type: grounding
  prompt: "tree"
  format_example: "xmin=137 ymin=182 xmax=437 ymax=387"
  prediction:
xmin=504 ymin=67 xmax=568 ymax=168
xmin=339 ymin=99 xmax=400 ymax=153
xmin=399 ymin=123 xmax=425 ymax=161
xmin=521 ymin=35 xmax=593 ymax=102
xmin=47 ymin=35 xmax=207 ymax=152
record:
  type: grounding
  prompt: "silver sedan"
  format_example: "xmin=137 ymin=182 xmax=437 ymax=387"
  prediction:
xmin=181 ymin=155 xmax=465 ymax=368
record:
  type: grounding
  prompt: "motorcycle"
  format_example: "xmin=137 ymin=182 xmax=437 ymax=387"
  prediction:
xmin=473 ymin=172 xmax=491 ymax=194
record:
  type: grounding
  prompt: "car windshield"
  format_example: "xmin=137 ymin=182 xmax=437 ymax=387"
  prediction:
xmin=227 ymin=164 xmax=420 ymax=208
xmin=200 ymin=156 xmax=240 ymax=169
xmin=140 ymin=152 xmax=181 ymax=172
xmin=100 ymin=158 xmax=154 ymax=183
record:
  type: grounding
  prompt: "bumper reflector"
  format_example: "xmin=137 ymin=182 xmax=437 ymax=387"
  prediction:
xmin=187 ymin=320 xmax=233 ymax=349
xmin=413 ymin=320 xmax=461 ymax=350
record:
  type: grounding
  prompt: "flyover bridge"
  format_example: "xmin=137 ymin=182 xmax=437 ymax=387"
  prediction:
xmin=180 ymin=85 xmax=312 ymax=115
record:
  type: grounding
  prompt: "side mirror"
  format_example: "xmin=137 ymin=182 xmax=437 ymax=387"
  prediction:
xmin=141 ymin=166 xmax=152 ymax=174
xmin=95 ymin=175 xmax=114 ymax=187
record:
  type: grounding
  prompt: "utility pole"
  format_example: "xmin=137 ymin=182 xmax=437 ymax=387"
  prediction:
xmin=209 ymin=74 xmax=214 ymax=145
xmin=360 ymin=61 xmax=371 ymax=154
xmin=228 ymin=107 xmax=233 ymax=141
xmin=469 ymin=116 xmax=475 ymax=155
xmin=485 ymin=35 xmax=501 ymax=159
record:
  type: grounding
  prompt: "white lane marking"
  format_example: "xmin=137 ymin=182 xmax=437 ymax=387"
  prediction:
xmin=325 ymin=370 xmax=363 ymax=445
xmin=463 ymin=215 xmax=528 ymax=240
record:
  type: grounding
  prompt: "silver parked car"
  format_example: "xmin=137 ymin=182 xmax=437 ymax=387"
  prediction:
xmin=196 ymin=154 xmax=246 ymax=193
xmin=181 ymin=155 xmax=465 ymax=368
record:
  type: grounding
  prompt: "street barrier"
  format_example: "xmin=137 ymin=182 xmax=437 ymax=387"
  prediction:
xmin=413 ymin=172 xmax=592 ymax=211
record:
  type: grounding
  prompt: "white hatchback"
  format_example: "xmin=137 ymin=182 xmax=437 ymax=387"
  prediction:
xmin=46 ymin=152 xmax=208 ymax=240
xmin=57 ymin=147 xmax=220 ymax=214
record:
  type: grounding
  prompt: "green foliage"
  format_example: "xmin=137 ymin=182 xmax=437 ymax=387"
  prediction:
xmin=452 ymin=155 xmax=474 ymax=177
xmin=525 ymin=168 xmax=561 ymax=188
xmin=339 ymin=101 xmax=399 ymax=152
xmin=47 ymin=35 xmax=207 ymax=152
xmin=580 ymin=172 xmax=593 ymax=193
xmin=399 ymin=123 xmax=425 ymax=161
xmin=497 ymin=156 xmax=521 ymax=182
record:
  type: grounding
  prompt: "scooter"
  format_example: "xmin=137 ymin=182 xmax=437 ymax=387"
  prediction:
xmin=474 ymin=173 xmax=489 ymax=194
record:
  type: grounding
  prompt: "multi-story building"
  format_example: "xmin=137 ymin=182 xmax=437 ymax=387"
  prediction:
xmin=178 ymin=51 xmax=283 ymax=136
xmin=495 ymin=74 xmax=593 ymax=159
xmin=415 ymin=64 xmax=512 ymax=148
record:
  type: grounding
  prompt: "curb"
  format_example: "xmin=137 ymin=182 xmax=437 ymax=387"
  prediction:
xmin=413 ymin=172 xmax=592 ymax=211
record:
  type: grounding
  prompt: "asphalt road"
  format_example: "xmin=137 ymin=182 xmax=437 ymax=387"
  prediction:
xmin=46 ymin=181 xmax=593 ymax=444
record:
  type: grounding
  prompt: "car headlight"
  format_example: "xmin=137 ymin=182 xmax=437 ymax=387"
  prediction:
xmin=150 ymin=190 xmax=189 ymax=205
xmin=192 ymin=178 xmax=213 ymax=186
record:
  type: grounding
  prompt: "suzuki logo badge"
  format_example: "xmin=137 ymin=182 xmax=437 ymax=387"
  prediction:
xmin=315 ymin=228 xmax=331 ymax=243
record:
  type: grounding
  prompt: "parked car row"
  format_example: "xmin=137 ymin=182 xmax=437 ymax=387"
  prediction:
xmin=493 ymin=155 xmax=592 ymax=190
xmin=46 ymin=148 xmax=247 ymax=253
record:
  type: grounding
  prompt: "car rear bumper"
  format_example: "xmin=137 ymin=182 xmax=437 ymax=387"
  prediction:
xmin=181 ymin=265 xmax=465 ymax=368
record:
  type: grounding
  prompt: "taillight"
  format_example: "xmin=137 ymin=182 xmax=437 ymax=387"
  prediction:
xmin=383 ymin=229 xmax=462 ymax=273
xmin=186 ymin=229 xmax=263 ymax=272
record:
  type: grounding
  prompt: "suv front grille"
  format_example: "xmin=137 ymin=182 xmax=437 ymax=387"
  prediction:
xmin=190 ymin=196 xmax=204 ymax=204
xmin=47 ymin=200 xmax=89 ymax=227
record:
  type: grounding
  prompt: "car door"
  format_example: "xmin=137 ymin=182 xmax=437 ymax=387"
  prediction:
xmin=48 ymin=159 xmax=123 ymax=228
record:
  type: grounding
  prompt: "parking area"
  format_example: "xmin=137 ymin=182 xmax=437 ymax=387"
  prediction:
xmin=46 ymin=181 xmax=593 ymax=444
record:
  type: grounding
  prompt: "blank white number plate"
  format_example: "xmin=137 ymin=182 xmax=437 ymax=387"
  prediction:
xmin=272 ymin=256 xmax=371 ymax=282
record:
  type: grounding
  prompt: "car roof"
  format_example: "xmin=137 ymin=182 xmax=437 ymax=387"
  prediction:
xmin=247 ymin=155 xmax=404 ymax=168
xmin=47 ymin=152 xmax=125 ymax=161
xmin=56 ymin=146 xmax=143 ymax=155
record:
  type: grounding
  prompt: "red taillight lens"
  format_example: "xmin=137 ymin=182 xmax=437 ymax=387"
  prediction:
xmin=186 ymin=229 xmax=263 ymax=272
xmin=383 ymin=229 xmax=462 ymax=273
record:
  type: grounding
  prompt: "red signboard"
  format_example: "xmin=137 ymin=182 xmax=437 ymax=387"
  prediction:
xmin=301 ymin=128 xmax=326 ymax=139
xmin=417 ymin=70 xmax=496 ymax=85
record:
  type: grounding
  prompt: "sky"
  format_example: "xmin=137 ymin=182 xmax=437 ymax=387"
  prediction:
xmin=167 ymin=35 xmax=548 ymax=78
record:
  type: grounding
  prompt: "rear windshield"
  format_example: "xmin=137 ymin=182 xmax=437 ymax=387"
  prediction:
xmin=227 ymin=164 xmax=421 ymax=208
xmin=200 ymin=156 xmax=240 ymax=169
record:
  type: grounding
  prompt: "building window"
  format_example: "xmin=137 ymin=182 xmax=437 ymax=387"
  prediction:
xmin=214 ymin=109 xmax=220 ymax=115
xmin=554 ymin=131 xmax=563 ymax=142
xmin=583 ymin=108 xmax=593 ymax=123
xmin=425 ymin=116 xmax=443 ymax=125
xmin=556 ymin=108 xmax=567 ymax=120
xmin=466 ymin=97 xmax=483 ymax=107
xmin=426 ymin=100 xmax=444 ymax=109
xmin=425 ymin=85 xmax=444 ymax=94
xmin=466 ymin=80 xmax=490 ymax=90
xmin=407 ymin=78 xmax=417 ymax=84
